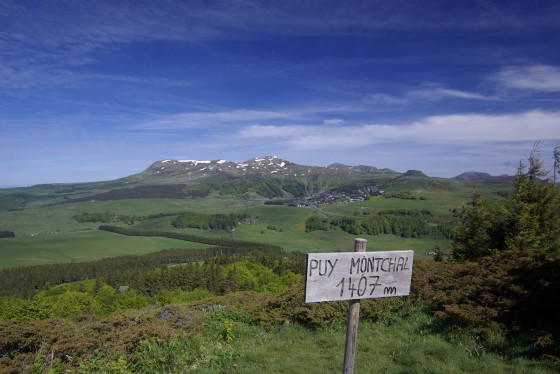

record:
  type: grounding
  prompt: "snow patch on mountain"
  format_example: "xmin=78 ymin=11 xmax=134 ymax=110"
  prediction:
xmin=143 ymin=155 xmax=400 ymax=181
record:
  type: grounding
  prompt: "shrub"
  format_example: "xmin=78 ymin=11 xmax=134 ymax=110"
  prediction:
xmin=412 ymin=253 xmax=560 ymax=359
xmin=0 ymin=230 xmax=15 ymax=238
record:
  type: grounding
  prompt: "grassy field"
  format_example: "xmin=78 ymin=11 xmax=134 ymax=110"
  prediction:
xmin=0 ymin=211 xmax=449 ymax=269
xmin=0 ymin=230 xmax=206 ymax=269
xmin=0 ymin=180 xmax=510 ymax=269
xmin=0 ymin=197 xmax=249 ymax=235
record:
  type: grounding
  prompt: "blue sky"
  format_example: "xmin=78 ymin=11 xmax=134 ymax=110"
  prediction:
xmin=1 ymin=0 xmax=559 ymax=186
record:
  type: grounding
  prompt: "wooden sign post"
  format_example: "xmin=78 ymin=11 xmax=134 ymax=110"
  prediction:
xmin=304 ymin=239 xmax=414 ymax=374
xmin=343 ymin=238 xmax=366 ymax=374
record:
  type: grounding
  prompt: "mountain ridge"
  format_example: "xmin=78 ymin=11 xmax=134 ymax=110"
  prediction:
xmin=0 ymin=156 xmax=515 ymax=209
xmin=1 ymin=156 xmax=513 ymax=189
xmin=136 ymin=155 xmax=399 ymax=181
xmin=452 ymin=171 xmax=515 ymax=183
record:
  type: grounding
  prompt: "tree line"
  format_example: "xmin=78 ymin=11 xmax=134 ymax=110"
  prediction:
xmin=305 ymin=209 xmax=454 ymax=238
xmin=0 ymin=230 xmax=15 ymax=238
xmin=0 ymin=258 xmax=303 ymax=321
xmin=73 ymin=212 xmax=180 ymax=224
xmin=74 ymin=211 xmax=255 ymax=230
xmin=98 ymin=225 xmax=280 ymax=250
xmin=0 ymin=227 xmax=302 ymax=298
xmin=171 ymin=212 xmax=252 ymax=231
xmin=67 ymin=184 xmax=189 ymax=203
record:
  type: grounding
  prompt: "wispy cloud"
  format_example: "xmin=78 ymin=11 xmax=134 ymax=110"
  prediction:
xmin=364 ymin=84 xmax=499 ymax=107
xmin=408 ymin=84 xmax=499 ymax=101
xmin=493 ymin=65 xmax=560 ymax=92
xmin=86 ymin=74 xmax=193 ymax=87
xmin=238 ymin=110 xmax=560 ymax=149
xmin=322 ymin=118 xmax=346 ymax=125
xmin=136 ymin=109 xmax=291 ymax=129
xmin=363 ymin=93 xmax=406 ymax=105
xmin=405 ymin=111 xmax=559 ymax=141
xmin=3 ymin=1 xmax=557 ymax=95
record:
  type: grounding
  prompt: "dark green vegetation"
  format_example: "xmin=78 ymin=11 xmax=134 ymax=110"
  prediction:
xmin=451 ymin=145 xmax=560 ymax=260
xmin=0 ymin=231 xmax=15 ymax=239
xmin=1 ymin=250 xmax=559 ymax=372
xmin=305 ymin=209 xmax=454 ymax=238
xmin=1 ymin=153 xmax=559 ymax=372
xmin=171 ymin=212 xmax=251 ymax=230
xmin=70 ymin=184 xmax=191 ymax=202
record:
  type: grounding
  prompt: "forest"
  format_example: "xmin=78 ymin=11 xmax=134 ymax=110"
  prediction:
xmin=171 ymin=213 xmax=252 ymax=231
xmin=305 ymin=209 xmax=454 ymax=238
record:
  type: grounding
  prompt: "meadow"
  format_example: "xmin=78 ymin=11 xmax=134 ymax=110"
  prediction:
xmin=0 ymin=231 xmax=205 ymax=269
xmin=215 ymin=311 xmax=557 ymax=373
xmin=0 ymin=192 xmax=462 ymax=269
xmin=0 ymin=177 xmax=507 ymax=269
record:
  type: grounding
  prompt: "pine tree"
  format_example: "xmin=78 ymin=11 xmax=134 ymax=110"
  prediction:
xmin=451 ymin=189 xmax=508 ymax=261
xmin=452 ymin=145 xmax=560 ymax=260
xmin=506 ymin=145 xmax=560 ymax=254
xmin=554 ymin=146 xmax=560 ymax=184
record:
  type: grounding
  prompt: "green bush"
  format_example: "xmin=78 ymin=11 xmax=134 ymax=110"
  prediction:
xmin=130 ymin=337 xmax=194 ymax=373
xmin=0 ymin=230 xmax=15 ymax=238
xmin=412 ymin=253 xmax=560 ymax=359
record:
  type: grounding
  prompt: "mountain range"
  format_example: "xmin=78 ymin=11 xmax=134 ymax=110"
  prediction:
xmin=0 ymin=156 xmax=514 ymax=209
xmin=129 ymin=156 xmax=512 ymax=182
xmin=129 ymin=156 xmax=396 ymax=181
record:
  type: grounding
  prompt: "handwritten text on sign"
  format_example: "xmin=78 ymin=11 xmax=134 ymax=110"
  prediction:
xmin=304 ymin=250 xmax=414 ymax=303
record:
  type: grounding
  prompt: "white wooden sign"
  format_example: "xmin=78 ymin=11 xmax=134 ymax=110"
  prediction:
xmin=305 ymin=250 xmax=414 ymax=303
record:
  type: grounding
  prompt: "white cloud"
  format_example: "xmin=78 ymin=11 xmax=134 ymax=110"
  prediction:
xmin=363 ymin=93 xmax=406 ymax=105
xmin=323 ymin=118 xmax=346 ymax=125
xmin=409 ymin=85 xmax=498 ymax=101
xmin=364 ymin=85 xmax=498 ymax=107
xmin=493 ymin=65 xmax=560 ymax=92
xmin=404 ymin=111 xmax=559 ymax=141
xmin=238 ymin=110 xmax=560 ymax=149
xmin=239 ymin=124 xmax=310 ymax=138
xmin=137 ymin=109 xmax=289 ymax=129
xmin=87 ymin=73 xmax=193 ymax=87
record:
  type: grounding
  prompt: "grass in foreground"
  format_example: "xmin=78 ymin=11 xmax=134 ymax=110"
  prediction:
xmin=227 ymin=313 xmax=556 ymax=374
xmin=71 ymin=308 xmax=558 ymax=373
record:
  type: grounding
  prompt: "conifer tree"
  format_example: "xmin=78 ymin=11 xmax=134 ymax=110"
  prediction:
xmin=506 ymin=145 xmax=560 ymax=253
xmin=452 ymin=145 xmax=560 ymax=260
xmin=554 ymin=146 xmax=560 ymax=184
xmin=451 ymin=189 xmax=508 ymax=261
